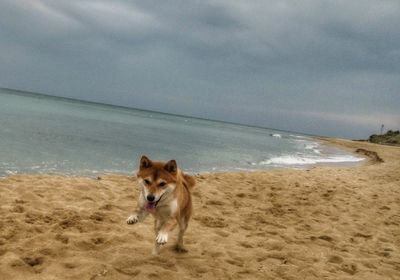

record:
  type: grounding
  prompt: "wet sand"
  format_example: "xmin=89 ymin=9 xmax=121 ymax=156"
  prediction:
xmin=0 ymin=138 xmax=399 ymax=279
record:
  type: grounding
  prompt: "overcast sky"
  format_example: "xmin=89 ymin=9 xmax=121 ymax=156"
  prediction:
xmin=0 ymin=0 xmax=399 ymax=138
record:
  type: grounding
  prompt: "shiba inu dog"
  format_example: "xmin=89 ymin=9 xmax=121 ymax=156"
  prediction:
xmin=127 ymin=155 xmax=196 ymax=255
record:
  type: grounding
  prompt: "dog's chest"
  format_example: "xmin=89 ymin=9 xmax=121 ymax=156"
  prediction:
xmin=154 ymin=199 xmax=178 ymax=218
xmin=170 ymin=199 xmax=178 ymax=215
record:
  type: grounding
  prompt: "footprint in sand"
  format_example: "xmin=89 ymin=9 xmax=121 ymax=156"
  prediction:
xmin=316 ymin=235 xmax=334 ymax=242
xmin=15 ymin=199 xmax=27 ymax=204
xmin=22 ymin=256 xmax=44 ymax=267
xmin=215 ymin=230 xmax=230 ymax=237
xmin=225 ymin=258 xmax=244 ymax=267
xmin=11 ymin=205 xmax=24 ymax=213
xmin=195 ymin=216 xmax=228 ymax=228
xmin=341 ymin=263 xmax=357 ymax=275
xmin=354 ymin=232 xmax=373 ymax=239
xmin=327 ymin=255 xmax=343 ymax=264
xmin=238 ymin=241 xmax=253 ymax=248
xmin=89 ymin=212 xmax=106 ymax=222
xmin=24 ymin=212 xmax=42 ymax=224
xmin=55 ymin=234 xmax=69 ymax=244
xmin=63 ymin=262 xmax=78 ymax=269
xmin=91 ymin=237 xmax=106 ymax=245
xmin=58 ymin=217 xmax=81 ymax=230
xmin=205 ymin=200 xmax=224 ymax=206
xmin=99 ymin=204 xmax=115 ymax=211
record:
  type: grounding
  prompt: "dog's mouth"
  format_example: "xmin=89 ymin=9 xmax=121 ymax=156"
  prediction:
xmin=146 ymin=201 xmax=157 ymax=212
xmin=145 ymin=194 xmax=165 ymax=213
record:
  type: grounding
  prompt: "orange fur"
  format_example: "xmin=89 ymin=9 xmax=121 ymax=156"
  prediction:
xmin=127 ymin=155 xmax=196 ymax=254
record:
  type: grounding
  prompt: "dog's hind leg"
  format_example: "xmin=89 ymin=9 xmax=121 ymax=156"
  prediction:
xmin=152 ymin=218 xmax=162 ymax=255
xmin=175 ymin=216 xmax=189 ymax=253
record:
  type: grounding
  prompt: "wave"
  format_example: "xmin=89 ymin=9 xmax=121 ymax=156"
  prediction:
xmin=304 ymin=143 xmax=321 ymax=154
xmin=289 ymin=134 xmax=311 ymax=140
xmin=260 ymin=155 xmax=364 ymax=166
xmin=271 ymin=133 xmax=282 ymax=138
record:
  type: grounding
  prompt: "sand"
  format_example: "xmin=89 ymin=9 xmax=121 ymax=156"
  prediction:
xmin=0 ymin=139 xmax=399 ymax=280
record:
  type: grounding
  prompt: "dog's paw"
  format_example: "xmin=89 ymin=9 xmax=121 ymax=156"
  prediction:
xmin=156 ymin=231 xmax=168 ymax=245
xmin=174 ymin=244 xmax=188 ymax=253
xmin=126 ymin=214 xmax=139 ymax=224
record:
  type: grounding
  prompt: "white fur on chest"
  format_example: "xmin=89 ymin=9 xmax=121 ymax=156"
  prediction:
xmin=169 ymin=199 xmax=178 ymax=215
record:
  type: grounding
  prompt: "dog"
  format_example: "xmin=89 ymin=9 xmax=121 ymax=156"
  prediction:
xmin=127 ymin=155 xmax=196 ymax=255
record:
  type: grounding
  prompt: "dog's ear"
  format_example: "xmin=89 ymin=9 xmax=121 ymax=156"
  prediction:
xmin=164 ymin=160 xmax=177 ymax=173
xmin=140 ymin=155 xmax=152 ymax=169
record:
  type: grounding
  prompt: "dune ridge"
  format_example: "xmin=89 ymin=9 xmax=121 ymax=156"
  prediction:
xmin=0 ymin=139 xmax=399 ymax=279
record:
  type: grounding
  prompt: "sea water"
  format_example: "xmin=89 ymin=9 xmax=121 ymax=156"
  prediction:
xmin=0 ymin=88 xmax=363 ymax=176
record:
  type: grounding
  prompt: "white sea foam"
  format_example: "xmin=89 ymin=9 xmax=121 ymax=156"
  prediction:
xmin=271 ymin=133 xmax=282 ymax=138
xmin=260 ymin=155 xmax=364 ymax=166
xmin=305 ymin=144 xmax=317 ymax=150
xmin=304 ymin=143 xmax=321 ymax=154
xmin=290 ymin=134 xmax=311 ymax=140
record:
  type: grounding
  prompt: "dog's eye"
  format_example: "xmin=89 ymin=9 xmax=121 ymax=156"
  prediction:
xmin=144 ymin=179 xmax=151 ymax=185
xmin=159 ymin=182 xmax=166 ymax=187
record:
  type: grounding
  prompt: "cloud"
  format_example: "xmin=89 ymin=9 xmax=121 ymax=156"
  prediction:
xmin=69 ymin=1 xmax=160 ymax=34
xmin=0 ymin=0 xmax=399 ymax=139
xmin=0 ymin=0 xmax=81 ymax=38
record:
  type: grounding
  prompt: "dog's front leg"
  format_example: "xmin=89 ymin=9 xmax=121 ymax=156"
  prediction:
xmin=127 ymin=192 xmax=148 ymax=224
xmin=126 ymin=208 xmax=148 ymax=224
xmin=152 ymin=218 xmax=177 ymax=255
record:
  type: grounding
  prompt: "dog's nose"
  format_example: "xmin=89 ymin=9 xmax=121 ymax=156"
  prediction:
xmin=147 ymin=194 xmax=155 ymax=202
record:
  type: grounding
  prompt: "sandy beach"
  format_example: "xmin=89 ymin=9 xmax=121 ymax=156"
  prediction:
xmin=0 ymin=138 xmax=399 ymax=280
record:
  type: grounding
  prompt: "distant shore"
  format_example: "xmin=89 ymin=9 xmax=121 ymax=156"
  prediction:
xmin=359 ymin=130 xmax=400 ymax=147
xmin=0 ymin=138 xmax=399 ymax=279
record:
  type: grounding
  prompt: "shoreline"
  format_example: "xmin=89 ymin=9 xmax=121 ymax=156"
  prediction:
xmin=1 ymin=138 xmax=399 ymax=279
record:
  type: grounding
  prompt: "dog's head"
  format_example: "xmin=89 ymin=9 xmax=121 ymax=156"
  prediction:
xmin=137 ymin=155 xmax=178 ymax=211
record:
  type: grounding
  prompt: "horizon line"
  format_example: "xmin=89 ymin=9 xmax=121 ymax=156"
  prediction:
xmin=0 ymin=86 xmax=324 ymax=138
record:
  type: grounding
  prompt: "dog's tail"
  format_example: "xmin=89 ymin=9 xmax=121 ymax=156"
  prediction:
xmin=183 ymin=173 xmax=196 ymax=190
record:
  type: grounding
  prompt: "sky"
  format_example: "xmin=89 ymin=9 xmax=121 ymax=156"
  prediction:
xmin=0 ymin=0 xmax=399 ymax=139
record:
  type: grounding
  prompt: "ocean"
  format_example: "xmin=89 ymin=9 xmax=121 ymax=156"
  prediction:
xmin=0 ymin=88 xmax=363 ymax=176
